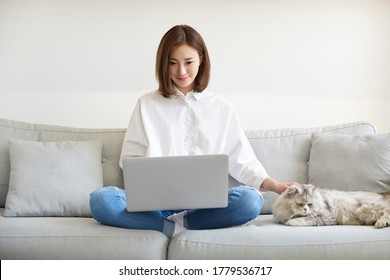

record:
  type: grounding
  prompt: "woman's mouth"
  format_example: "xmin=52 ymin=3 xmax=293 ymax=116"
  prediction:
xmin=177 ymin=76 xmax=189 ymax=82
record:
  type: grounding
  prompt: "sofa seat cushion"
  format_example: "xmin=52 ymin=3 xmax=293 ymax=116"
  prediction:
xmin=167 ymin=214 xmax=390 ymax=260
xmin=0 ymin=208 xmax=168 ymax=260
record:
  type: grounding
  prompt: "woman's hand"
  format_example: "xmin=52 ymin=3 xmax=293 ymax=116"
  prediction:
xmin=260 ymin=177 xmax=295 ymax=194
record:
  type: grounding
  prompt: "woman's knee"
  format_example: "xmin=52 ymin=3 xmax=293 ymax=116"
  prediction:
xmin=89 ymin=186 xmax=126 ymax=222
xmin=229 ymin=186 xmax=263 ymax=219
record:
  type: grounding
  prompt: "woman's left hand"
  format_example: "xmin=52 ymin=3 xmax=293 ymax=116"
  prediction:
xmin=260 ymin=177 xmax=295 ymax=194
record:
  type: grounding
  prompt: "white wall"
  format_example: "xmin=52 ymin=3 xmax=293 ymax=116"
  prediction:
xmin=1 ymin=0 xmax=389 ymax=132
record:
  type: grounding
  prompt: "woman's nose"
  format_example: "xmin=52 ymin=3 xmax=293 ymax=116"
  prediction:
xmin=178 ymin=64 xmax=186 ymax=75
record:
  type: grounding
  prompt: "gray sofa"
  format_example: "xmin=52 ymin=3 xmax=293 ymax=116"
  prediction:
xmin=1 ymin=118 xmax=389 ymax=260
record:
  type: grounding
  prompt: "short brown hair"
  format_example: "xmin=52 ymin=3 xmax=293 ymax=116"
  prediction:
xmin=156 ymin=25 xmax=211 ymax=97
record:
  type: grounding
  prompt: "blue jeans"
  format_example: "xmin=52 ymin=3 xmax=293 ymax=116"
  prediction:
xmin=89 ymin=186 xmax=263 ymax=238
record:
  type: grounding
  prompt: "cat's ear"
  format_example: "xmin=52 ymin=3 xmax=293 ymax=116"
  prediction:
xmin=287 ymin=186 xmax=298 ymax=197
xmin=306 ymin=184 xmax=315 ymax=193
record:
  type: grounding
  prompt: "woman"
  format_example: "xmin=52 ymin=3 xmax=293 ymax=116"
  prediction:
xmin=90 ymin=25 xmax=291 ymax=238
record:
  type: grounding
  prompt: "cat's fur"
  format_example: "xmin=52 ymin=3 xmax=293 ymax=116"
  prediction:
xmin=272 ymin=183 xmax=390 ymax=228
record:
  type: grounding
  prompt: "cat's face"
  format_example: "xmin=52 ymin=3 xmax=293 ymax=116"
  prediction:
xmin=286 ymin=184 xmax=316 ymax=215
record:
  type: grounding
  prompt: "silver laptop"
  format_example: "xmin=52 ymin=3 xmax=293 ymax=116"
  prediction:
xmin=122 ymin=154 xmax=228 ymax=212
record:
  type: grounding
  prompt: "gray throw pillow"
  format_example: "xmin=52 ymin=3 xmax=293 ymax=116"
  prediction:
xmin=308 ymin=132 xmax=390 ymax=192
xmin=4 ymin=139 xmax=103 ymax=216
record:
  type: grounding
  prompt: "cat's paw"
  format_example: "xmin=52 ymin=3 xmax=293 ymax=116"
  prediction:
xmin=285 ymin=219 xmax=298 ymax=226
xmin=285 ymin=217 xmax=318 ymax=226
xmin=374 ymin=218 xmax=390 ymax=228
xmin=285 ymin=218 xmax=307 ymax=226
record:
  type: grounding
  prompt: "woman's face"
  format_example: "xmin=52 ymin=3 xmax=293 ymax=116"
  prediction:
xmin=169 ymin=44 xmax=201 ymax=94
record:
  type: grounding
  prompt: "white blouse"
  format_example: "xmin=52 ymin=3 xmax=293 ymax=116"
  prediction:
xmin=120 ymin=90 xmax=269 ymax=190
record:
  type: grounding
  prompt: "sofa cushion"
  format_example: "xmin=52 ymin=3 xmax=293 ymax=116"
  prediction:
xmin=0 ymin=118 xmax=126 ymax=208
xmin=0 ymin=208 xmax=169 ymax=260
xmin=0 ymin=118 xmax=377 ymax=212
xmin=308 ymin=133 xmax=390 ymax=192
xmin=4 ymin=139 xmax=103 ymax=217
xmin=168 ymin=214 xmax=390 ymax=259
xmin=239 ymin=122 xmax=377 ymax=214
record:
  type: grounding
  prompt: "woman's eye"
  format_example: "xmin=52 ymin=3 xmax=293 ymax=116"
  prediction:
xmin=169 ymin=61 xmax=176 ymax=65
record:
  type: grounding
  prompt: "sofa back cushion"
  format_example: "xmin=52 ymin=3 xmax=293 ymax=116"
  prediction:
xmin=240 ymin=122 xmax=377 ymax=213
xmin=0 ymin=119 xmax=377 ymax=212
xmin=0 ymin=118 xmax=125 ymax=207
xmin=4 ymin=139 xmax=104 ymax=216
xmin=308 ymin=132 xmax=390 ymax=193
